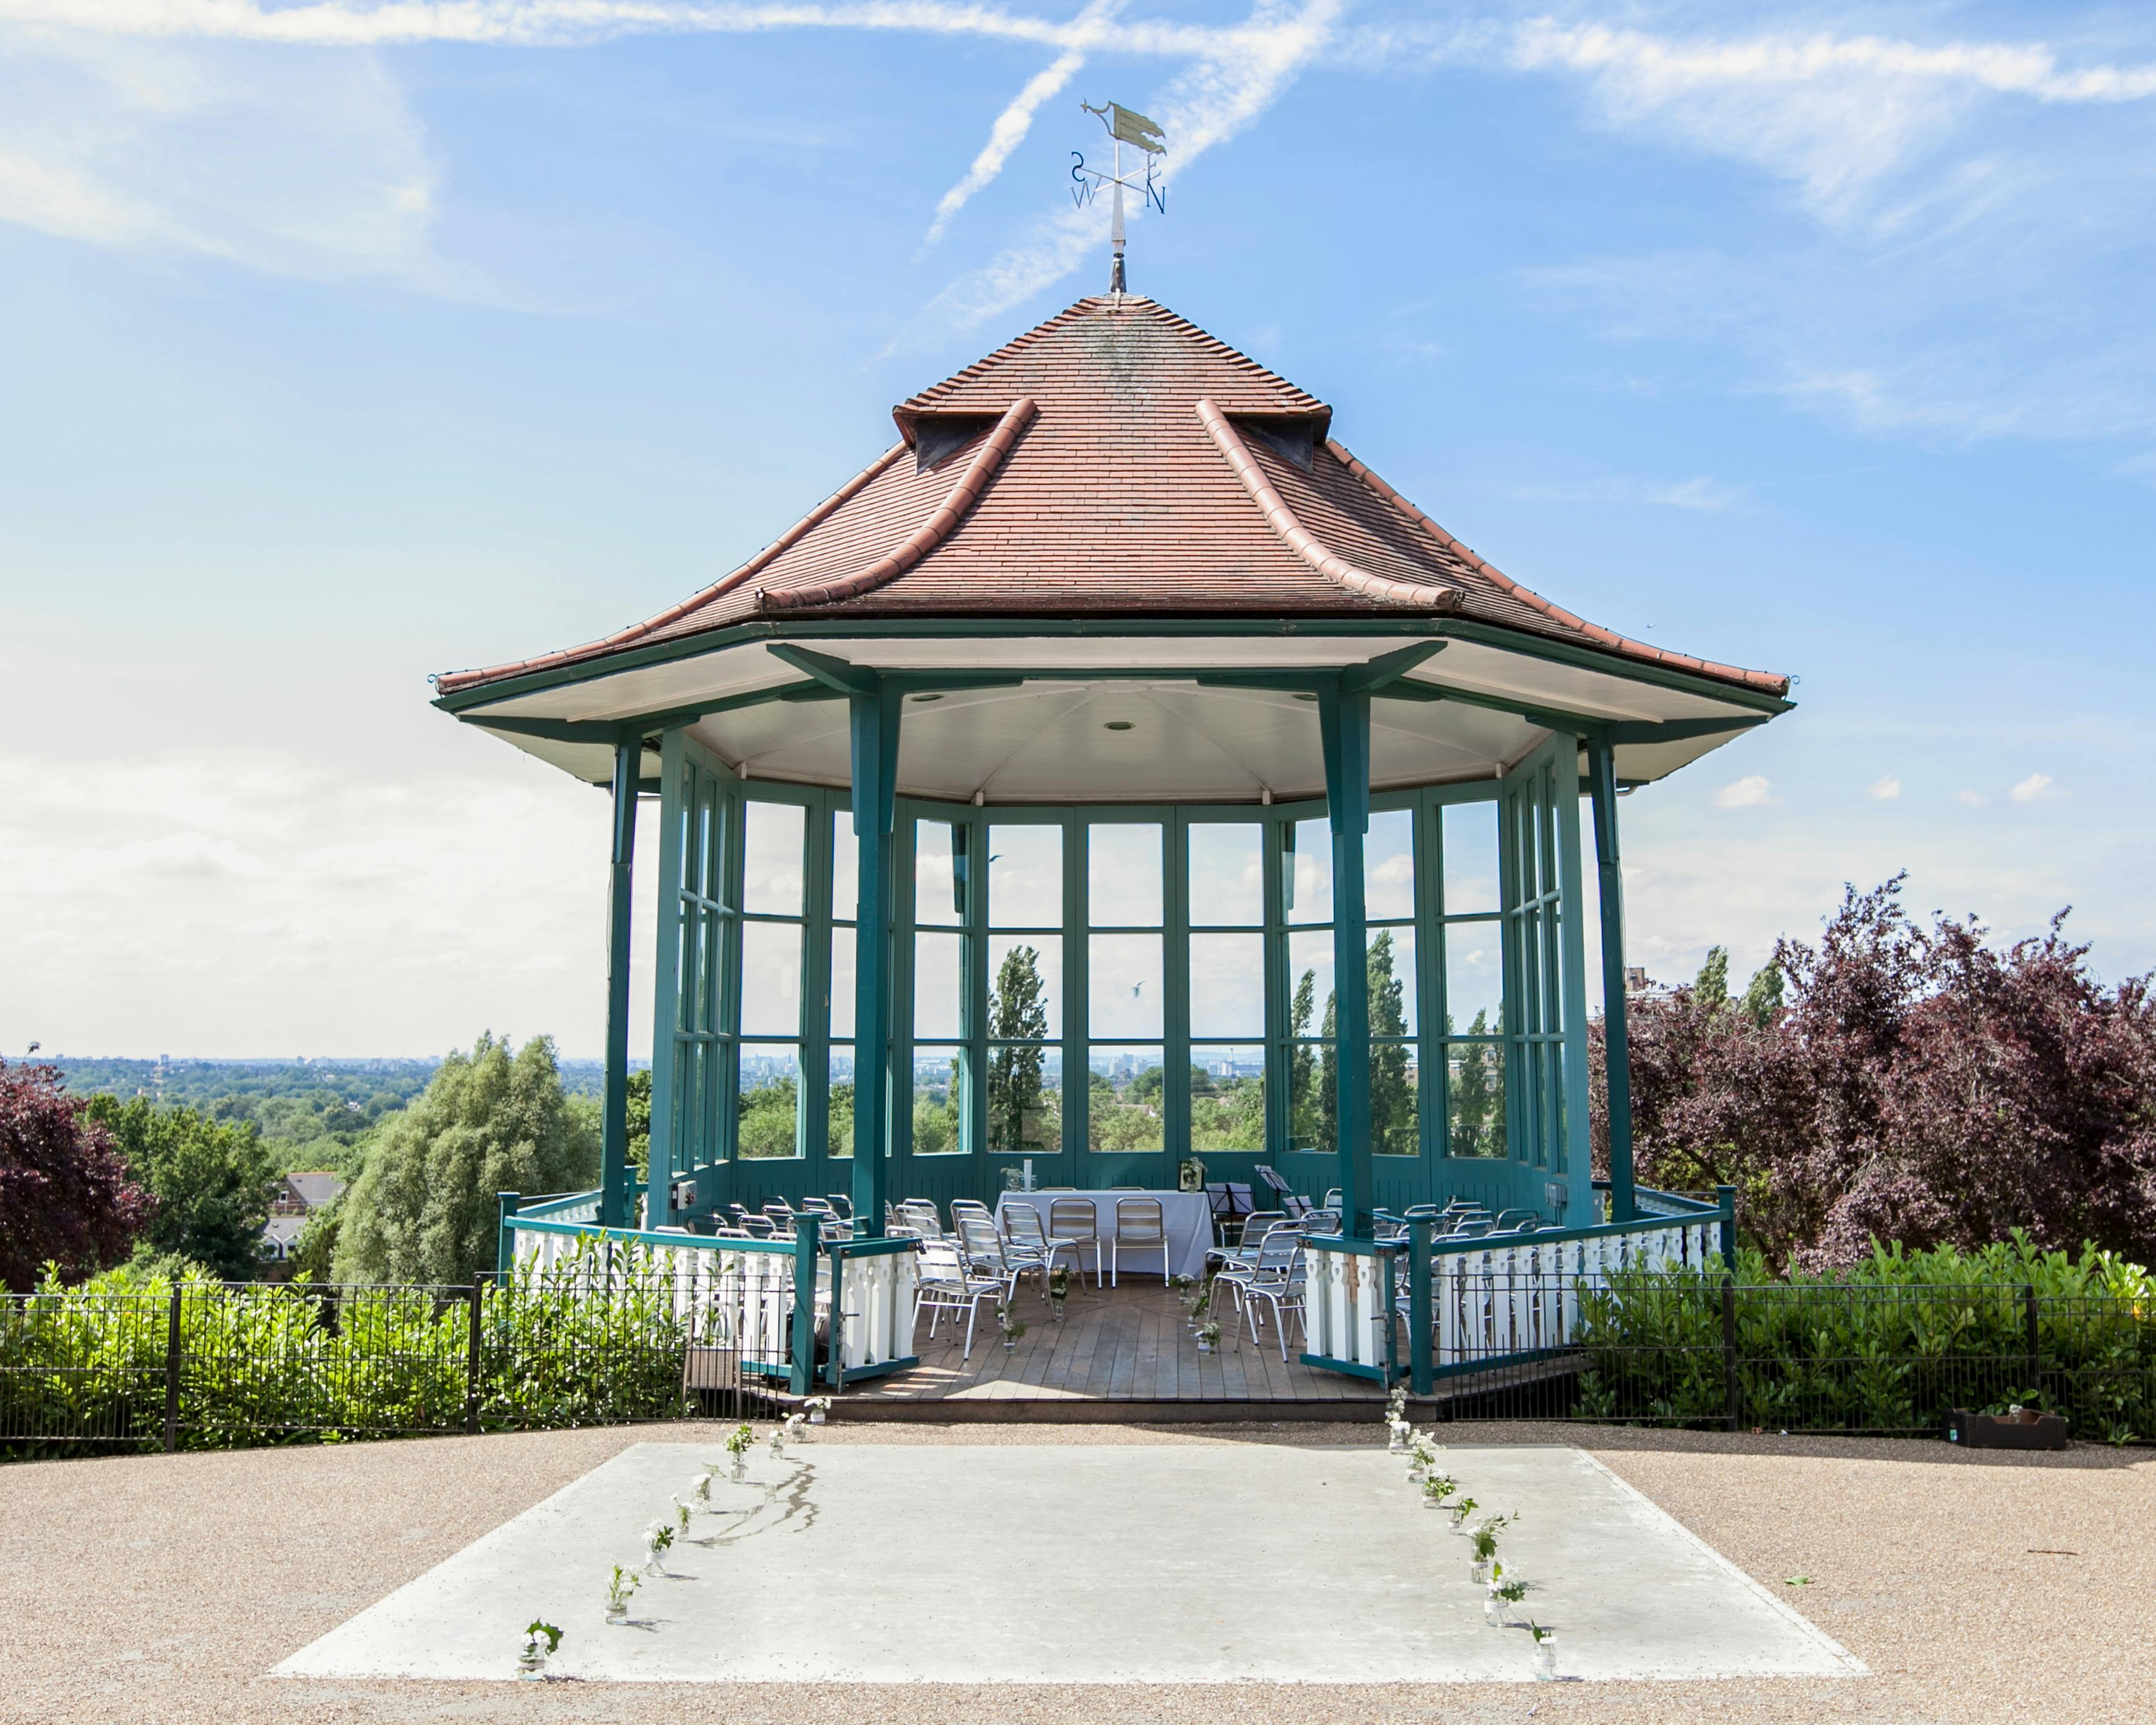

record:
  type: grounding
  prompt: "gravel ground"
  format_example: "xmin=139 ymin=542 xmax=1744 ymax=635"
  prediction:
xmin=6 ymin=1419 xmax=2149 ymax=1725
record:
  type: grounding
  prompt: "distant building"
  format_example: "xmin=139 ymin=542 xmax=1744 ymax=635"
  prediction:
xmin=259 ymin=1171 xmax=346 ymax=1266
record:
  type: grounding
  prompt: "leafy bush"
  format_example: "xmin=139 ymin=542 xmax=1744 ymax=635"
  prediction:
xmin=0 ymin=1060 xmax=150 ymax=1292
xmin=0 ymin=1238 xmax=696 ymax=1458
xmin=1572 ymin=1235 xmax=2156 ymax=1440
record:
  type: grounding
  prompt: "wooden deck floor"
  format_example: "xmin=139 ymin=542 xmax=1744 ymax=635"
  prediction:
xmin=845 ymin=1274 xmax=1385 ymax=1410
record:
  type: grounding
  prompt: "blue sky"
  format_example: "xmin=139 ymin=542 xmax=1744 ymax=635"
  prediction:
xmin=2 ymin=1 xmax=2153 ymax=1057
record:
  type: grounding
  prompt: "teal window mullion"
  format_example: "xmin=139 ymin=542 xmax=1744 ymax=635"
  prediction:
xmin=965 ymin=812 xmax=989 ymax=1174
xmin=1261 ymin=810 xmax=1288 ymax=1160
xmin=891 ymin=807 xmax=920 ymax=1180
xmin=800 ymin=794 xmax=833 ymax=1177
xmin=1163 ymin=810 xmax=1191 ymax=1167
xmin=1414 ymin=790 xmax=1442 ymax=1178
xmin=1062 ymin=811 xmax=1087 ymax=1164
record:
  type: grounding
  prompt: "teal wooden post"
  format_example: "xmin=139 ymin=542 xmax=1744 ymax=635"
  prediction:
xmin=1319 ymin=681 xmax=1375 ymax=1237
xmin=1717 ymin=1183 xmax=1737 ymax=1272
xmin=1584 ymin=736 xmax=1637 ymax=1225
xmin=849 ymin=685 xmax=901 ymax=1237
xmin=1407 ymin=1207 xmax=1434 ymax=1396
xmin=600 ymin=733 xmax=640 ymax=1227
xmin=495 ymin=1192 xmax=522 ymax=1279
xmin=789 ymin=1224 xmax=819 ymax=1396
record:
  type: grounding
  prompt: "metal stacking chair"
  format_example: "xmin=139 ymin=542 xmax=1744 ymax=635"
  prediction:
xmin=1047 ymin=1197 xmax=1103 ymax=1287
xmin=763 ymin=1201 xmax=798 ymax=1236
xmin=898 ymin=1200 xmax=946 ymax=1240
xmin=950 ymin=1198 xmax=994 ymax=1235
xmin=957 ymin=1217 xmax=1032 ymax=1300
xmin=1491 ymin=1208 xmax=1542 ymax=1233
xmin=1003 ymin=1203 xmax=1078 ymax=1281
xmin=729 ymin=1204 xmax=775 ymax=1237
xmin=915 ymin=1242 xmax=1005 ymax=1359
xmin=1205 ymin=1211 xmax=1286 ymax=1278
xmin=825 ymin=1194 xmax=854 ymax=1220
xmin=1109 ymin=1196 xmax=1170 ymax=1287
xmin=1234 ymin=1234 xmax=1308 ymax=1360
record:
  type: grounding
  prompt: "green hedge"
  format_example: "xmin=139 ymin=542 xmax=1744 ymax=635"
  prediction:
xmin=1571 ymin=1235 xmax=2156 ymax=1441
xmin=1 ymin=1240 xmax=702 ymax=1457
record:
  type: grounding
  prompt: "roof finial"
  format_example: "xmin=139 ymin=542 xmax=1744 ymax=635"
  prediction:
xmin=1073 ymin=102 xmax=1167 ymax=294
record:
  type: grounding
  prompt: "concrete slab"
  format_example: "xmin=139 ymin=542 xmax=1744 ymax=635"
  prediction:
xmin=275 ymin=1441 xmax=1864 ymax=1685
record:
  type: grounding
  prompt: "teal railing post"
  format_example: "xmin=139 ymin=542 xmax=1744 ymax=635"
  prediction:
xmin=1715 ymin=1183 xmax=1737 ymax=1272
xmin=1584 ymin=736 xmax=1637 ymax=1224
xmin=789 ymin=1225 xmax=820 ymax=1396
xmin=848 ymin=684 xmax=901 ymax=1239
xmin=1407 ymin=1208 xmax=1434 ymax=1396
xmin=600 ymin=733 xmax=641 ymax=1228
xmin=495 ymin=1192 xmax=522 ymax=1279
xmin=825 ymin=1240 xmax=848 ymax=1391
xmin=1318 ymin=678 xmax=1375 ymax=1237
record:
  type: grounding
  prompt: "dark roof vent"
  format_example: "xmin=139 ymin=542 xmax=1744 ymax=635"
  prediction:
xmin=1238 ymin=416 xmax=1316 ymax=473
xmin=909 ymin=413 xmax=1002 ymax=475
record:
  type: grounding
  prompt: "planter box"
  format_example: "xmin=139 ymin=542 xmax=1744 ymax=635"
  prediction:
xmin=1946 ymin=1408 xmax=2068 ymax=1450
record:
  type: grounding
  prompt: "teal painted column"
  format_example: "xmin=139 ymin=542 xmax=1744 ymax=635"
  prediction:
xmin=1584 ymin=737 xmax=1636 ymax=1224
xmin=1319 ymin=682 xmax=1375 ymax=1237
xmin=600 ymin=734 xmax=640 ymax=1228
xmin=848 ymin=685 xmax=901 ymax=1237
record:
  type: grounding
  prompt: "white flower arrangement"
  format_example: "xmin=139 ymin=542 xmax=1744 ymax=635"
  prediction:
xmin=672 ymin=1496 xmax=692 ymax=1533
xmin=519 ymin=1620 xmax=562 ymax=1676
xmin=691 ymin=1470 xmax=715 ymax=1505
xmin=605 ymin=1564 xmax=640 ymax=1618
xmin=803 ymin=1395 xmax=832 ymax=1425
xmin=643 ymin=1518 xmax=675 ymax=1573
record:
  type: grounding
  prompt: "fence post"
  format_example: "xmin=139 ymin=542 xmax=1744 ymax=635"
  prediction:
xmin=789 ymin=1226 xmax=819 ymax=1398
xmin=465 ymin=1282 xmax=484 ymax=1436
xmin=1721 ymin=1275 xmax=1739 ymax=1433
xmin=2024 ymin=1283 xmax=2040 ymax=1396
xmin=1407 ymin=1209 xmax=1434 ymax=1398
xmin=162 ymin=1282 xmax=183 ymax=1454
xmin=495 ymin=1192 xmax=522 ymax=1279
xmin=1715 ymin=1184 xmax=1737 ymax=1273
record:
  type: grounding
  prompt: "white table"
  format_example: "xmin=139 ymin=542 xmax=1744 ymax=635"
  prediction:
xmin=994 ymin=1189 xmax=1215 ymax=1282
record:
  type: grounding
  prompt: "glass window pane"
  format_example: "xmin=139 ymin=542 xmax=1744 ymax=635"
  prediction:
xmin=1189 ymin=932 xmax=1264 ymax=1037
xmin=1089 ymin=933 xmax=1163 ymax=1038
xmin=911 ymin=1047 xmax=966 ymax=1155
xmin=831 ymin=815 xmax=857 ymax=924
xmin=987 ymin=1046 xmax=1061 ymax=1156
xmin=914 ymin=820 xmax=965 ymax=927
xmin=1285 ymin=817 xmax=1333 ymax=925
xmin=1286 ymin=1040 xmax=1333 ymax=1155
xmin=1372 ymin=1040 xmax=1418 ymax=1157
xmin=1369 ymin=925 xmax=1417 ymax=1038
xmin=1366 ymin=808 xmax=1415 ymax=921
xmin=1187 ymin=823 xmax=1263 ymax=926
xmin=742 ymin=800 xmax=804 ymax=915
xmin=1087 ymin=1048 xmax=1164 ymax=1153
xmin=1442 ymin=800 xmax=1500 ymax=915
xmin=829 ymin=925 xmax=855 ymax=1040
xmin=1089 ymin=824 xmax=1162 ymax=926
xmin=1189 ymin=1045 xmax=1265 ymax=1150
xmin=1444 ymin=922 xmax=1503 ymax=1036
xmin=1446 ymin=1041 xmax=1505 ymax=1159
xmin=741 ymin=920 xmax=801 ymax=1037
xmin=736 ymin=1046 xmax=801 ymax=1160
xmin=914 ymin=930 xmax=963 ymax=1040
xmin=827 ymin=1044 xmax=853 ymax=1160
xmin=988 ymin=934 xmax=1061 ymax=1040
xmin=989 ymin=824 xmax=1063 ymax=929
xmin=1286 ymin=930 xmax=1334 ymax=1038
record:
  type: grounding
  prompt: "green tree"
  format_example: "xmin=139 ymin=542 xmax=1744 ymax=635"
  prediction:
xmin=1369 ymin=931 xmax=1415 ymax=1155
xmin=334 ymin=1034 xmax=598 ymax=1286
xmin=986 ymin=945 xmax=1049 ymax=1154
xmin=1695 ymin=945 xmax=1730 ymax=1008
xmin=1741 ymin=960 xmax=1785 ymax=1029
xmin=85 ymin=1095 xmax=280 ymax=1281
xmin=1448 ymin=1010 xmax=1499 ymax=1158
xmin=1287 ymin=969 xmax=1319 ymax=1149
xmin=626 ymin=1068 xmax=652 ymax=1178
xmin=737 ymin=1074 xmax=799 ymax=1160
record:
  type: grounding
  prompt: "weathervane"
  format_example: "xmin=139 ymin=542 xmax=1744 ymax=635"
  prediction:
xmin=1072 ymin=101 xmax=1167 ymax=293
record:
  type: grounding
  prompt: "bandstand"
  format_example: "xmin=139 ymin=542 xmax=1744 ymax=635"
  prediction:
xmin=436 ymin=292 xmax=1787 ymax=1391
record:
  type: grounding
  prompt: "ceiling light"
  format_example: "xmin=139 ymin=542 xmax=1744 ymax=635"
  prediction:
xmin=1104 ymin=720 xmax=1135 ymax=732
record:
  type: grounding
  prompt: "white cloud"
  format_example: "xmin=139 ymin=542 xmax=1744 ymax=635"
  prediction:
xmin=1712 ymin=774 xmax=1779 ymax=809
xmin=2010 ymin=771 xmax=2068 ymax=803
xmin=1868 ymin=774 xmax=1902 ymax=801
xmin=1956 ymin=788 xmax=1989 ymax=807
xmin=922 ymin=0 xmax=1126 ymax=248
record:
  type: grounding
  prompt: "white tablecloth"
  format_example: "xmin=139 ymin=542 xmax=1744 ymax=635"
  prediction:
xmin=994 ymin=1189 xmax=1215 ymax=1281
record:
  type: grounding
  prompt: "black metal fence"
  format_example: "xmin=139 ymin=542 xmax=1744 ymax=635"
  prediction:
xmin=1424 ymin=1274 xmax=2156 ymax=1441
xmin=1 ymin=1276 xmax=764 ymax=1459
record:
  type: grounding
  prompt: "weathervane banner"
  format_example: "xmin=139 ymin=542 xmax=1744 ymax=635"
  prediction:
xmin=1109 ymin=103 xmax=1167 ymax=153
